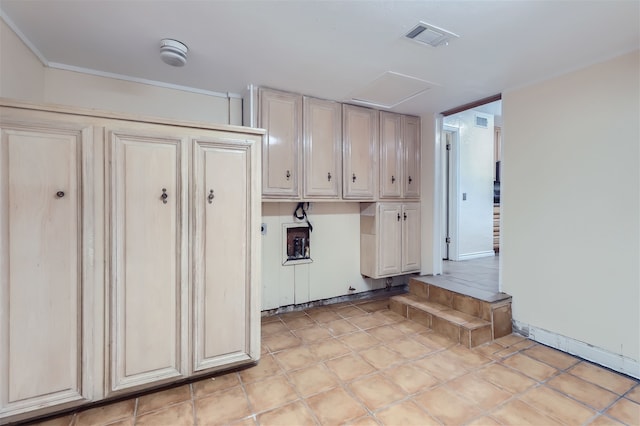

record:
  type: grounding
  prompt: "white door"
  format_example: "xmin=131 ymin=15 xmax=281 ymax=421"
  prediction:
xmin=109 ymin=129 xmax=186 ymax=393
xmin=0 ymin=123 xmax=91 ymax=416
xmin=192 ymin=139 xmax=251 ymax=372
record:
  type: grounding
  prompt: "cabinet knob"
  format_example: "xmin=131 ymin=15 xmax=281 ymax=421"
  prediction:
xmin=408 ymin=176 xmax=413 ymax=184
xmin=161 ymin=188 xmax=168 ymax=204
xmin=397 ymin=213 xmax=401 ymax=221
xmin=352 ymin=173 xmax=356 ymax=183
xmin=55 ymin=191 xmax=65 ymax=198
xmin=208 ymin=189 xmax=214 ymax=204
xmin=285 ymin=170 xmax=291 ymax=180
xmin=327 ymin=172 xmax=332 ymax=182
xmin=403 ymin=212 xmax=407 ymax=221
xmin=391 ymin=175 xmax=396 ymax=184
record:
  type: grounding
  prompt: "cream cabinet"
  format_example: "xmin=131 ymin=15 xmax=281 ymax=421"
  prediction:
xmin=303 ymin=96 xmax=342 ymax=198
xmin=343 ymin=104 xmax=378 ymax=200
xmin=0 ymin=100 xmax=262 ymax=423
xmin=379 ymin=112 xmax=421 ymax=199
xmin=107 ymin=125 xmax=188 ymax=394
xmin=259 ymin=88 xmax=302 ymax=198
xmin=0 ymin=109 xmax=102 ymax=420
xmin=360 ymin=202 xmax=421 ymax=278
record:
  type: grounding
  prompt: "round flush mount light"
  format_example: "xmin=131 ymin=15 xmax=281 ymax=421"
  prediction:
xmin=160 ymin=39 xmax=188 ymax=67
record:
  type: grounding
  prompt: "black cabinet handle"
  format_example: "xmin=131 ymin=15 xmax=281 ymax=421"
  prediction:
xmin=352 ymin=173 xmax=356 ymax=183
xmin=56 ymin=191 xmax=65 ymax=198
xmin=408 ymin=176 xmax=413 ymax=184
xmin=161 ymin=188 xmax=168 ymax=204
xmin=327 ymin=172 xmax=332 ymax=182
xmin=397 ymin=213 xmax=401 ymax=221
xmin=403 ymin=212 xmax=407 ymax=221
xmin=286 ymin=170 xmax=291 ymax=180
xmin=208 ymin=189 xmax=214 ymax=204
xmin=391 ymin=175 xmax=396 ymax=184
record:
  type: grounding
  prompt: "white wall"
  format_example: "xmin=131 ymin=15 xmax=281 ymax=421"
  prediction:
xmin=444 ymin=110 xmax=495 ymax=259
xmin=261 ymin=202 xmax=408 ymax=310
xmin=420 ymin=113 xmax=439 ymax=275
xmin=0 ymin=19 xmax=237 ymax=125
xmin=502 ymin=51 xmax=639 ymax=376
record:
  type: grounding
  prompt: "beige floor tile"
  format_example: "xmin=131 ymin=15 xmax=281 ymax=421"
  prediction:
xmin=465 ymin=415 xmax=502 ymax=426
xmin=472 ymin=342 xmax=505 ymax=360
xmin=348 ymin=374 xmax=406 ymax=410
xmin=102 ymin=418 xmax=134 ymax=426
xmin=412 ymin=331 xmax=456 ymax=349
xmin=257 ymin=400 xmax=317 ymax=426
xmin=325 ymin=318 xmax=359 ymax=336
xmin=308 ymin=338 xmax=351 ymax=361
xmin=136 ymin=384 xmax=191 ymax=415
xmin=626 ymin=384 xmax=640 ymax=404
xmin=346 ymin=415 xmax=381 ymax=426
xmin=366 ymin=325 xmax=406 ymax=342
xmin=192 ymin=372 xmax=241 ymax=398
xmin=244 ymin=375 xmax=298 ymax=414
xmin=414 ymin=385 xmax=483 ymax=425
xmin=588 ymin=414 xmax=626 ymax=425
xmin=375 ymin=309 xmax=406 ymax=324
xmin=522 ymin=344 xmax=580 ymax=370
xmin=520 ymin=385 xmax=595 ymax=424
xmin=305 ymin=387 xmax=367 ymax=424
xmin=490 ymin=399 xmax=563 ymax=425
xmin=293 ymin=325 xmax=333 ymax=343
xmin=357 ymin=300 xmax=390 ymax=313
xmin=383 ymin=364 xmax=440 ymax=394
xmin=502 ymin=353 xmax=559 ymax=381
xmin=239 ymin=354 xmax=283 ymax=383
xmin=348 ymin=313 xmax=388 ymax=330
xmin=606 ymin=398 xmax=640 ymax=425
xmin=262 ymin=331 xmax=303 ymax=352
xmin=390 ymin=320 xmax=430 ymax=335
xmin=229 ymin=417 xmax=257 ymax=426
xmin=339 ymin=331 xmax=381 ymax=351
xmin=547 ymin=373 xmax=618 ymax=410
xmin=261 ymin=320 xmax=289 ymax=336
xmin=306 ymin=309 xmax=342 ymax=323
xmin=494 ymin=333 xmax=526 ymax=347
xmin=375 ymin=400 xmax=440 ymax=426
xmin=475 ymin=363 xmax=537 ymax=394
xmin=412 ymin=352 xmax=469 ymax=382
xmin=135 ymin=400 xmax=193 ymax=426
xmin=281 ymin=315 xmax=315 ymax=330
xmin=194 ymin=385 xmax=251 ymax=425
xmin=569 ymin=362 xmax=638 ymax=395
xmin=325 ymin=353 xmax=376 ymax=382
xmin=359 ymin=345 xmax=403 ymax=370
xmin=288 ymin=363 xmax=339 ymax=397
xmin=274 ymin=345 xmax=318 ymax=371
xmin=385 ymin=337 xmax=431 ymax=360
xmin=446 ymin=373 xmax=511 ymax=410
xmin=446 ymin=345 xmax=492 ymax=369
xmin=75 ymin=399 xmax=136 ymax=426
xmin=335 ymin=305 xmax=368 ymax=318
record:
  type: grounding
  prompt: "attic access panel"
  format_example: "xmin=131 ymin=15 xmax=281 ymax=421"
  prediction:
xmin=349 ymin=71 xmax=437 ymax=109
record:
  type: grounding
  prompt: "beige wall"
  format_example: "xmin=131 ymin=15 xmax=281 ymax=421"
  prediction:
xmin=0 ymin=19 xmax=236 ymax=125
xmin=501 ymin=51 xmax=639 ymax=370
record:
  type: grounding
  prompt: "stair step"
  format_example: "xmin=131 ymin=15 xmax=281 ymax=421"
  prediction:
xmin=390 ymin=277 xmax=513 ymax=348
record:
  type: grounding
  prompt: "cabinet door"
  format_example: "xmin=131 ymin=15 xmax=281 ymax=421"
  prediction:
xmin=259 ymin=88 xmax=302 ymax=198
xmin=0 ymin=123 xmax=91 ymax=417
xmin=109 ymin=129 xmax=186 ymax=393
xmin=303 ymin=97 xmax=341 ymax=198
xmin=380 ymin=112 xmax=402 ymax=199
xmin=343 ymin=105 xmax=378 ymax=199
xmin=402 ymin=115 xmax=421 ymax=199
xmin=192 ymin=139 xmax=254 ymax=372
xmin=401 ymin=203 xmax=421 ymax=273
xmin=377 ymin=203 xmax=402 ymax=277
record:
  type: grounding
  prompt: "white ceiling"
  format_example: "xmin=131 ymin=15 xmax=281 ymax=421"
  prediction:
xmin=1 ymin=1 xmax=638 ymax=116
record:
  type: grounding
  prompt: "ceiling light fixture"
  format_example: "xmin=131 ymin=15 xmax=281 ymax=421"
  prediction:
xmin=160 ymin=39 xmax=188 ymax=67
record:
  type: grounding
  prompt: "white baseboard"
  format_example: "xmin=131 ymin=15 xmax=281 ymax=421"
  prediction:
xmin=457 ymin=251 xmax=495 ymax=261
xmin=513 ymin=320 xmax=640 ymax=379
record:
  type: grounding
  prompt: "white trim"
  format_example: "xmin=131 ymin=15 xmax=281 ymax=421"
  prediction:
xmin=227 ymin=92 xmax=243 ymax=99
xmin=513 ymin=320 xmax=640 ymax=379
xmin=47 ymin=62 xmax=230 ymax=98
xmin=0 ymin=9 xmax=49 ymax=66
xmin=442 ymin=124 xmax=461 ymax=261
xmin=458 ymin=250 xmax=495 ymax=261
xmin=431 ymin=115 xmax=443 ymax=275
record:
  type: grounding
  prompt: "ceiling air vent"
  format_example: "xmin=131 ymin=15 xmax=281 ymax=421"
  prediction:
xmin=405 ymin=22 xmax=459 ymax=47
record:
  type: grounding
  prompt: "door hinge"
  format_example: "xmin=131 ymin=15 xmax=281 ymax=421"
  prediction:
xmin=445 ymin=237 xmax=451 ymax=243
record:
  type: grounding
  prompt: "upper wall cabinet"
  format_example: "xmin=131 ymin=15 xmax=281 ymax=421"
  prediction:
xmin=343 ymin=104 xmax=378 ymax=200
xmin=402 ymin=115 xmax=421 ymax=199
xmin=259 ymin=88 xmax=302 ymax=199
xmin=379 ymin=112 xmax=421 ymax=199
xmin=303 ymin=96 xmax=342 ymax=199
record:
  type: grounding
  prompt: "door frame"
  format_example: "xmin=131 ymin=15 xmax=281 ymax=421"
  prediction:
xmin=442 ymin=124 xmax=461 ymax=261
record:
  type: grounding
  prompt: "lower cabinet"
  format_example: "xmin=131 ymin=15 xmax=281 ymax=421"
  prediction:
xmin=0 ymin=100 xmax=262 ymax=422
xmin=360 ymin=202 xmax=421 ymax=279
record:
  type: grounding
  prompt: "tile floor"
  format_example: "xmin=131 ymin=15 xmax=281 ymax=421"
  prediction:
xmin=35 ymin=298 xmax=639 ymax=426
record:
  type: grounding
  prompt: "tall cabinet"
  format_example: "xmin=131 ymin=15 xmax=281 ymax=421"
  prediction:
xmin=343 ymin=104 xmax=378 ymax=200
xmin=0 ymin=100 xmax=262 ymax=423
